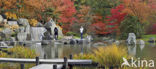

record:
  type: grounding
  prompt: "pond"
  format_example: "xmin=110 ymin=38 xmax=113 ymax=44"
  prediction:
xmin=30 ymin=42 xmax=156 ymax=62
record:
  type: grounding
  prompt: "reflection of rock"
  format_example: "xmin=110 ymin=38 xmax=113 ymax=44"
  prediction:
xmin=139 ymin=40 xmax=145 ymax=51
xmin=139 ymin=40 xmax=145 ymax=45
xmin=43 ymin=45 xmax=63 ymax=58
xmin=149 ymin=43 xmax=155 ymax=47
xmin=127 ymin=45 xmax=136 ymax=56
xmin=41 ymin=40 xmax=49 ymax=45
xmin=31 ymin=43 xmax=45 ymax=58
xmin=93 ymin=42 xmax=106 ymax=46
xmin=140 ymin=44 xmax=145 ymax=51
xmin=127 ymin=33 xmax=136 ymax=45
xmin=17 ymin=18 xmax=29 ymax=26
xmin=115 ymin=40 xmax=120 ymax=45
xmin=86 ymin=35 xmax=93 ymax=42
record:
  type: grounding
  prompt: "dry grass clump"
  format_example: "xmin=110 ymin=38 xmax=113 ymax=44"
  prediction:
xmin=74 ymin=44 xmax=128 ymax=67
xmin=0 ymin=46 xmax=38 ymax=69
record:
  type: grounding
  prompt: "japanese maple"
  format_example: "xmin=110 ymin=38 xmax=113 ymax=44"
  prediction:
xmin=92 ymin=4 xmax=127 ymax=35
xmin=92 ymin=15 xmax=110 ymax=35
xmin=106 ymin=4 xmax=127 ymax=34
xmin=122 ymin=0 xmax=155 ymax=23
xmin=26 ymin=0 xmax=76 ymax=33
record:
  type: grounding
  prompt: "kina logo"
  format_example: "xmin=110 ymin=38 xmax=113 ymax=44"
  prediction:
xmin=121 ymin=57 xmax=154 ymax=68
xmin=121 ymin=57 xmax=130 ymax=67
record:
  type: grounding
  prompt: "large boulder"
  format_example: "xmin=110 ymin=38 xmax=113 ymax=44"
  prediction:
xmin=51 ymin=26 xmax=63 ymax=37
xmin=0 ymin=15 xmax=3 ymax=23
xmin=17 ymin=32 xmax=27 ymax=41
xmin=127 ymin=33 xmax=136 ymax=45
xmin=8 ymin=21 xmax=18 ymax=26
xmin=2 ymin=28 xmax=13 ymax=35
xmin=44 ymin=19 xmax=63 ymax=37
xmin=0 ymin=32 xmax=5 ymax=40
xmin=31 ymin=27 xmax=47 ymax=41
xmin=25 ymin=25 xmax=30 ymax=34
xmin=2 ymin=28 xmax=13 ymax=40
xmin=19 ymin=27 xmax=25 ymax=32
xmin=48 ymin=19 xmax=63 ymax=37
xmin=43 ymin=31 xmax=53 ymax=40
xmin=17 ymin=18 xmax=29 ymax=26
xmin=44 ymin=19 xmax=53 ymax=28
xmin=36 ymin=22 xmax=43 ymax=27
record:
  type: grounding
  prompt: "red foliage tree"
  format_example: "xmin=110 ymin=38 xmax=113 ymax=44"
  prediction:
xmin=92 ymin=15 xmax=110 ymax=35
xmin=92 ymin=4 xmax=127 ymax=35
xmin=54 ymin=0 xmax=77 ymax=34
xmin=106 ymin=4 xmax=127 ymax=34
xmin=26 ymin=0 xmax=77 ymax=34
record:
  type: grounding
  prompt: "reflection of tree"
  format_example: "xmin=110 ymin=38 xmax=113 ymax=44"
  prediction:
xmin=61 ymin=45 xmax=92 ymax=58
xmin=30 ymin=43 xmax=45 ymax=58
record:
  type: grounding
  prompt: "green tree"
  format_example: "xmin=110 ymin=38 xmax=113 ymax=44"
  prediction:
xmin=86 ymin=0 xmax=120 ymax=17
xmin=119 ymin=15 xmax=144 ymax=39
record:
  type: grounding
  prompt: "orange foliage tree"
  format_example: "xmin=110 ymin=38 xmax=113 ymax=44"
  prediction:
xmin=26 ymin=0 xmax=76 ymax=33
xmin=0 ymin=0 xmax=17 ymax=10
xmin=122 ymin=0 xmax=155 ymax=23
xmin=76 ymin=5 xmax=91 ymax=23
xmin=92 ymin=15 xmax=109 ymax=35
xmin=0 ymin=0 xmax=76 ymax=33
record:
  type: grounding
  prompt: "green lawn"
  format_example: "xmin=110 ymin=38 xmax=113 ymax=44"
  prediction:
xmin=141 ymin=35 xmax=156 ymax=41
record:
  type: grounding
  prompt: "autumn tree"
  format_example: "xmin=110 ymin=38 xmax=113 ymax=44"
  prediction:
xmin=121 ymin=0 xmax=156 ymax=34
xmin=86 ymin=0 xmax=120 ymax=17
xmin=90 ymin=4 xmax=127 ymax=35
xmin=92 ymin=15 xmax=109 ymax=35
xmin=120 ymin=15 xmax=144 ymax=39
xmin=23 ymin=0 xmax=77 ymax=33
xmin=70 ymin=5 xmax=93 ymax=34
xmin=122 ymin=0 xmax=155 ymax=23
xmin=0 ymin=0 xmax=17 ymax=12
xmin=106 ymin=4 xmax=127 ymax=35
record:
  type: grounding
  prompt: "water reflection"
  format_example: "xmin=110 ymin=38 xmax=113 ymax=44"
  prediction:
xmin=30 ymin=43 xmax=92 ymax=59
xmin=127 ymin=44 xmax=146 ymax=57
xmin=140 ymin=44 xmax=145 ymax=51
xmin=149 ymin=43 xmax=155 ymax=47
xmin=127 ymin=45 xmax=136 ymax=56
xmin=30 ymin=42 xmax=156 ymax=60
xmin=30 ymin=43 xmax=45 ymax=58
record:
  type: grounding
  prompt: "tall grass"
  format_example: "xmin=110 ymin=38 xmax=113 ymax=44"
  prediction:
xmin=0 ymin=46 xmax=38 ymax=69
xmin=94 ymin=44 xmax=128 ymax=66
xmin=74 ymin=44 xmax=129 ymax=68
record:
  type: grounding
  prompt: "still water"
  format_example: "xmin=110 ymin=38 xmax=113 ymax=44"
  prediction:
xmin=30 ymin=43 xmax=93 ymax=59
xmin=30 ymin=42 xmax=156 ymax=61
